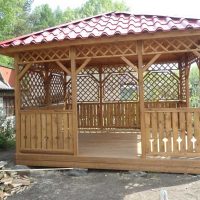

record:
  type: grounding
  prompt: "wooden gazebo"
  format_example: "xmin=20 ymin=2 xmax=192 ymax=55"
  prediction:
xmin=1 ymin=12 xmax=200 ymax=173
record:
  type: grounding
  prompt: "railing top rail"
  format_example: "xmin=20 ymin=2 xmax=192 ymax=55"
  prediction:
xmin=145 ymin=108 xmax=200 ymax=112
xmin=20 ymin=109 xmax=72 ymax=114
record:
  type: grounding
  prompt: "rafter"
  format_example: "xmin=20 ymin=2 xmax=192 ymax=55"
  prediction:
xmin=76 ymin=58 xmax=91 ymax=75
xmin=18 ymin=63 xmax=32 ymax=80
xmin=56 ymin=61 xmax=71 ymax=75
xmin=143 ymin=54 xmax=161 ymax=72
xmin=121 ymin=56 xmax=138 ymax=72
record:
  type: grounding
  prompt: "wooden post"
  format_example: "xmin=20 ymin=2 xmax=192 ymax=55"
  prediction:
xmin=63 ymin=72 xmax=67 ymax=110
xmin=99 ymin=66 xmax=103 ymax=129
xmin=137 ymin=40 xmax=146 ymax=158
xmin=178 ymin=61 xmax=183 ymax=107
xmin=44 ymin=67 xmax=50 ymax=106
xmin=14 ymin=55 xmax=21 ymax=154
xmin=70 ymin=47 xmax=78 ymax=155
xmin=185 ymin=55 xmax=190 ymax=107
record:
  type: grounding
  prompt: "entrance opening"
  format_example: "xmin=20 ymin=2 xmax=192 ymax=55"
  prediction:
xmin=73 ymin=64 xmax=141 ymax=158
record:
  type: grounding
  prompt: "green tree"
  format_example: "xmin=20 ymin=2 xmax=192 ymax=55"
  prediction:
xmin=79 ymin=0 xmax=128 ymax=18
xmin=189 ymin=64 xmax=200 ymax=107
xmin=29 ymin=4 xmax=56 ymax=31
xmin=30 ymin=0 xmax=129 ymax=31
xmin=0 ymin=0 xmax=33 ymax=66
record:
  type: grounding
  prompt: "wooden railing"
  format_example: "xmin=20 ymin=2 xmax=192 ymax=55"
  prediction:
xmin=144 ymin=108 xmax=200 ymax=156
xmin=78 ymin=102 xmax=140 ymax=129
xmin=144 ymin=101 xmax=186 ymax=108
xmin=77 ymin=101 xmax=186 ymax=130
xmin=19 ymin=110 xmax=73 ymax=154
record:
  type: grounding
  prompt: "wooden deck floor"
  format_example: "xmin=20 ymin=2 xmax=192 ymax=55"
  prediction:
xmin=79 ymin=132 xmax=141 ymax=158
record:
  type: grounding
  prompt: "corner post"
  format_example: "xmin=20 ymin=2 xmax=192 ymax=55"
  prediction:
xmin=185 ymin=55 xmax=190 ymax=107
xmin=70 ymin=47 xmax=78 ymax=155
xmin=14 ymin=55 xmax=20 ymax=154
xmin=137 ymin=40 xmax=146 ymax=158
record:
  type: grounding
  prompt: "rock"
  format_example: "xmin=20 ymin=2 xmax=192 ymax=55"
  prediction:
xmin=0 ymin=161 xmax=7 ymax=169
xmin=12 ymin=178 xmax=31 ymax=187
xmin=0 ymin=190 xmax=4 ymax=199
xmin=129 ymin=171 xmax=148 ymax=177
xmin=0 ymin=173 xmax=4 ymax=180
xmin=12 ymin=165 xmax=31 ymax=176
xmin=4 ymin=184 xmax=13 ymax=193
xmin=12 ymin=165 xmax=30 ymax=170
xmin=160 ymin=189 xmax=168 ymax=200
xmin=1 ymin=177 xmax=13 ymax=185
xmin=68 ymin=168 xmax=88 ymax=177
xmin=6 ymin=171 xmax=17 ymax=177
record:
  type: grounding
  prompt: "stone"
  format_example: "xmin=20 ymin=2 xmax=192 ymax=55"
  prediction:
xmin=0 ymin=173 xmax=4 ymax=180
xmin=6 ymin=171 xmax=17 ymax=177
xmin=1 ymin=177 xmax=13 ymax=185
xmin=68 ymin=168 xmax=88 ymax=177
xmin=0 ymin=161 xmax=7 ymax=169
xmin=4 ymin=184 xmax=13 ymax=193
xmin=160 ymin=189 xmax=168 ymax=200
xmin=12 ymin=178 xmax=31 ymax=187
xmin=12 ymin=165 xmax=30 ymax=170
xmin=0 ymin=164 xmax=33 ymax=199
xmin=129 ymin=171 xmax=148 ymax=177
xmin=0 ymin=190 xmax=4 ymax=199
xmin=11 ymin=165 xmax=31 ymax=176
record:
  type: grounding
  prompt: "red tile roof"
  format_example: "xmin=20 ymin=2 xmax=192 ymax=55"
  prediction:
xmin=1 ymin=12 xmax=200 ymax=48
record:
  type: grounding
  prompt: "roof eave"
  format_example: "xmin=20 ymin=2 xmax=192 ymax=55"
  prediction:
xmin=1 ymin=29 xmax=200 ymax=57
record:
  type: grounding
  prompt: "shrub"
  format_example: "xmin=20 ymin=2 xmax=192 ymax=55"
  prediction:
xmin=0 ymin=108 xmax=15 ymax=149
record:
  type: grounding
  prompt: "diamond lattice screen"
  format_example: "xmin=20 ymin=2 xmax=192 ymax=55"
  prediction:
xmin=77 ymin=74 xmax=99 ymax=102
xmin=103 ymin=73 xmax=138 ymax=101
xmin=103 ymin=66 xmax=138 ymax=102
xmin=20 ymin=69 xmax=45 ymax=108
xmin=144 ymin=71 xmax=179 ymax=101
xmin=50 ymin=73 xmax=64 ymax=104
xmin=20 ymin=63 xmax=69 ymax=109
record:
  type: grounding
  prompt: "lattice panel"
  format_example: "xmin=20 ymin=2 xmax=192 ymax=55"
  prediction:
xmin=50 ymin=74 xmax=64 ymax=104
xmin=78 ymin=67 xmax=99 ymax=75
xmin=77 ymin=75 xmax=99 ymax=102
xmin=104 ymin=73 xmax=138 ymax=102
xmin=18 ymin=47 xmax=70 ymax=63
xmin=103 ymin=65 xmax=137 ymax=74
xmin=144 ymin=71 xmax=179 ymax=101
xmin=20 ymin=70 xmax=45 ymax=108
xmin=143 ymin=37 xmax=200 ymax=54
xmin=20 ymin=63 xmax=70 ymax=109
xmin=148 ymin=62 xmax=178 ymax=71
xmin=76 ymin=42 xmax=137 ymax=58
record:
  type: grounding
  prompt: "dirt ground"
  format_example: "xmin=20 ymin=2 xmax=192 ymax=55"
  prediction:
xmin=1 ymin=149 xmax=200 ymax=200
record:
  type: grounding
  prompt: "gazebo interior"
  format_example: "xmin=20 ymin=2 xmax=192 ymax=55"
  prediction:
xmin=19 ymin=50 xmax=196 ymax=159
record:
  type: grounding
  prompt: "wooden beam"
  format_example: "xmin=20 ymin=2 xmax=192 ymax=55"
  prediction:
xmin=143 ymin=54 xmax=161 ymax=72
xmin=192 ymin=50 xmax=200 ymax=58
xmin=76 ymin=58 xmax=91 ymax=75
xmin=18 ymin=63 xmax=32 ymax=80
xmin=70 ymin=47 xmax=78 ymax=155
xmin=14 ymin=55 xmax=20 ymax=154
xmin=184 ymin=55 xmax=190 ymax=107
xmin=121 ymin=56 xmax=138 ymax=72
xmin=56 ymin=61 xmax=71 ymax=75
xmin=137 ymin=40 xmax=146 ymax=158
